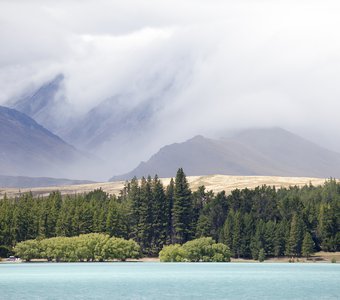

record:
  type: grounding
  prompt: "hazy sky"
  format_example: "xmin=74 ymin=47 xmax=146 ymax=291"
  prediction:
xmin=1 ymin=0 xmax=340 ymax=178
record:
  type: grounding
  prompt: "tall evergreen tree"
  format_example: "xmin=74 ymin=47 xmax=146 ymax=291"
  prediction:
xmin=139 ymin=176 xmax=154 ymax=255
xmin=287 ymin=213 xmax=304 ymax=257
xmin=240 ymin=213 xmax=253 ymax=258
xmin=165 ymin=178 xmax=175 ymax=244
xmin=221 ymin=210 xmax=234 ymax=255
xmin=152 ymin=175 xmax=167 ymax=254
xmin=264 ymin=220 xmax=276 ymax=256
xmin=173 ymin=168 xmax=193 ymax=244
xmin=250 ymin=220 xmax=266 ymax=260
xmin=128 ymin=177 xmax=140 ymax=242
xmin=232 ymin=211 xmax=242 ymax=258
xmin=302 ymin=232 xmax=315 ymax=258
xmin=106 ymin=197 xmax=120 ymax=237
xmin=273 ymin=221 xmax=287 ymax=257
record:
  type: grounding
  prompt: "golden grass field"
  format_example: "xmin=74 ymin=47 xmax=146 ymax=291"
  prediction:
xmin=0 ymin=174 xmax=328 ymax=199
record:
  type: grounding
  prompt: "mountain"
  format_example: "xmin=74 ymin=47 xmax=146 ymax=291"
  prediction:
xmin=0 ymin=105 xmax=86 ymax=177
xmin=9 ymin=76 xmax=157 ymax=153
xmin=63 ymin=96 xmax=155 ymax=150
xmin=110 ymin=127 xmax=340 ymax=180
xmin=0 ymin=175 xmax=95 ymax=189
xmin=7 ymin=75 xmax=174 ymax=179
xmin=8 ymin=74 xmax=72 ymax=134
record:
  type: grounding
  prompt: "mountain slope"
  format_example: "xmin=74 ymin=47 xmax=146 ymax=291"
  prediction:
xmin=0 ymin=105 xmax=85 ymax=177
xmin=111 ymin=128 xmax=340 ymax=180
xmin=63 ymin=96 xmax=155 ymax=150
xmin=9 ymin=76 xmax=158 ymax=153
xmin=8 ymin=74 xmax=72 ymax=134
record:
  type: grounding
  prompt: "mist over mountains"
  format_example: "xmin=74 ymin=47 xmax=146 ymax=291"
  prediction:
xmin=2 ymin=1 xmax=340 ymax=182
xmin=111 ymin=128 xmax=340 ymax=181
xmin=7 ymin=74 xmax=163 ymax=176
xmin=10 ymin=74 xmax=67 ymax=133
xmin=4 ymin=78 xmax=340 ymax=183
xmin=0 ymin=105 xmax=90 ymax=179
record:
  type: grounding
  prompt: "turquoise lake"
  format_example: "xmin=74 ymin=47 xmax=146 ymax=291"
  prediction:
xmin=0 ymin=263 xmax=339 ymax=299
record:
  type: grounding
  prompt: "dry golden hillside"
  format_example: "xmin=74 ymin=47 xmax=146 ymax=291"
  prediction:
xmin=0 ymin=175 xmax=327 ymax=199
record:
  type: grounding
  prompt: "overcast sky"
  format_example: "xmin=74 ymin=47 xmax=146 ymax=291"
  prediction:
xmin=1 ymin=0 xmax=340 ymax=167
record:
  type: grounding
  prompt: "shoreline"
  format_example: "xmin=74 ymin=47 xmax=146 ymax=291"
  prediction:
xmin=1 ymin=252 xmax=339 ymax=264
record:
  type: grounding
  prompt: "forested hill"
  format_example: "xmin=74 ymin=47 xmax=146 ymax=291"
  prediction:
xmin=0 ymin=169 xmax=339 ymax=259
xmin=111 ymin=128 xmax=340 ymax=180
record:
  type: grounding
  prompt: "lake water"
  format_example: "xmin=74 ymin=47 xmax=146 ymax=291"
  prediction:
xmin=0 ymin=263 xmax=339 ymax=299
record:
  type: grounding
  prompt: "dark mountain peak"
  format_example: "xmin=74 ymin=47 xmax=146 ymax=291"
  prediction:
xmin=0 ymin=105 xmax=66 ymax=144
xmin=8 ymin=74 xmax=71 ymax=134
xmin=111 ymin=127 xmax=340 ymax=181
xmin=11 ymin=73 xmax=64 ymax=117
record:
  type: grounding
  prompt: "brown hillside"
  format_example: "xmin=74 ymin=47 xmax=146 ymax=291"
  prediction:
xmin=0 ymin=175 xmax=327 ymax=199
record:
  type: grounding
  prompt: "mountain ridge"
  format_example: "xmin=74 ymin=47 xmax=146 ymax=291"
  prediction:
xmin=110 ymin=127 xmax=340 ymax=181
xmin=0 ymin=105 xmax=87 ymax=178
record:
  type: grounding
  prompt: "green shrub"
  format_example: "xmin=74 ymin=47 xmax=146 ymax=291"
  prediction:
xmin=13 ymin=239 xmax=41 ymax=261
xmin=159 ymin=238 xmax=231 ymax=262
xmin=15 ymin=234 xmax=140 ymax=262
xmin=331 ymin=257 xmax=336 ymax=263
xmin=102 ymin=237 xmax=141 ymax=261
xmin=159 ymin=244 xmax=187 ymax=262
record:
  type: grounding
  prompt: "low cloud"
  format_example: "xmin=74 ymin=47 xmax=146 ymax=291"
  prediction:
xmin=1 ymin=0 xmax=340 ymax=179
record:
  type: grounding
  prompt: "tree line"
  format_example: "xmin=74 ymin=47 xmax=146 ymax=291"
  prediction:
xmin=0 ymin=168 xmax=339 ymax=259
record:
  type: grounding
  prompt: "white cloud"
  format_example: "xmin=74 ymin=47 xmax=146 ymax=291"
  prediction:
xmin=1 ymin=0 xmax=340 ymax=179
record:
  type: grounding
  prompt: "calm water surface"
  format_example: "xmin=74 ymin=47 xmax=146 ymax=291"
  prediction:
xmin=0 ymin=263 xmax=339 ymax=299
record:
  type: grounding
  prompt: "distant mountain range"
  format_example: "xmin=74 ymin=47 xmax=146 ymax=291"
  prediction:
xmin=7 ymin=76 xmax=340 ymax=183
xmin=0 ymin=105 xmax=88 ymax=178
xmin=7 ymin=74 xmax=163 ymax=178
xmin=8 ymin=74 xmax=156 ymax=154
xmin=111 ymin=127 xmax=340 ymax=180
xmin=0 ymin=175 xmax=95 ymax=189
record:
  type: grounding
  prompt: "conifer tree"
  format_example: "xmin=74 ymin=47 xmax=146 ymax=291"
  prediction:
xmin=250 ymin=220 xmax=266 ymax=260
xmin=151 ymin=175 xmax=167 ymax=253
xmin=139 ymin=176 xmax=154 ymax=255
xmin=165 ymin=178 xmax=174 ymax=244
xmin=273 ymin=221 xmax=286 ymax=257
xmin=128 ymin=177 xmax=140 ymax=242
xmin=232 ymin=211 xmax=242 ymax=258
xmin=46 ymin=192 xmax=62 ymax=237
xmin=287 ymin=213 xmax=304 ymax=257
xmin=106 ymin=198 xmax=120 ymax=237
xmin=56 ymin=204 xmax=69 ymax=237
xmin=241 ymin=213 xmax=253 ymax=258
xmin=264 ymin=221 xmax=276 ymax=256
xmin=173 ymin=168 xmax=193 ymax=244
xmin=302 ymin=232 xmax=315 ymax=258
xmin=221 ymin=210 xmax=234 ymax=255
